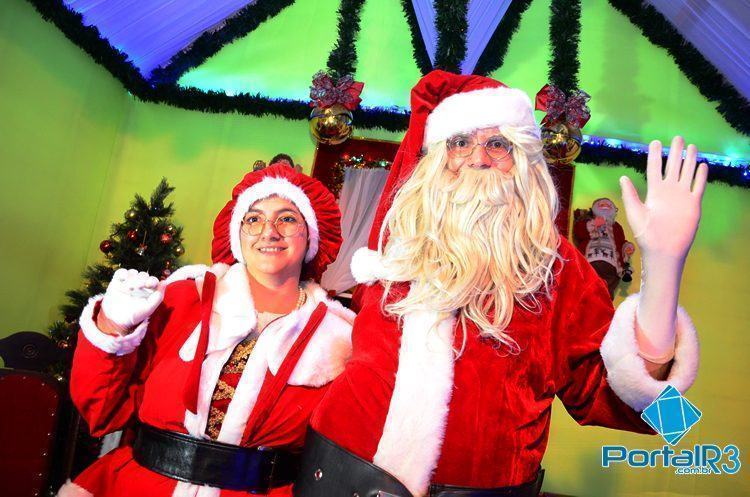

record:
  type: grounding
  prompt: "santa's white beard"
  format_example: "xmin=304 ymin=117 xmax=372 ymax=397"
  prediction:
xmin=413 ymin=166 xmax=521 ymax=300
xmin=437 ymin=166 xmax=516 ymax=238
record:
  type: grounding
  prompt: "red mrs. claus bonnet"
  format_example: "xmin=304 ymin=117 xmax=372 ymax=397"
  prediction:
xmin=211 ymin=163 xmax=342 ymax=282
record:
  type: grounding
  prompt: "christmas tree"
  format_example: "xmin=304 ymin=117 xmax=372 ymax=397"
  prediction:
xmin=47 ymin=178 xmax=185 ymax=369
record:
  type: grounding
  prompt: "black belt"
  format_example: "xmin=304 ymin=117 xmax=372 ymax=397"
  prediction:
xmin=293 ymin=428 xmax=543 ymax=497
xmin=428 ymin=470 xmax=544 ymax=497
xmin=132 ymin=423 xmax=301 ymax=492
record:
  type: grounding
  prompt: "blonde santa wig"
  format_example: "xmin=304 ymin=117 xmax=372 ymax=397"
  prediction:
xmin=378 ymin=125 xmax=562 ymax=354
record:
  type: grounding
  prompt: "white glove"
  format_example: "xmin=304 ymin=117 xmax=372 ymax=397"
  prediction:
xmin=619 ymin=136 xmax=707 ymax=363
xmin=101 ymin=268 xmax=164 ymax=330
xmin=619 ymin=137 xmax=706 ymax=262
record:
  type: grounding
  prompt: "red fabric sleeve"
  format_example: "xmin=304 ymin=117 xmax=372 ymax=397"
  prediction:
xmin=310 ymin=283 xmax=402 ymax=460
xmin=70 ymin=281 xmax=194 ymax=436
xmin=552 ymin=240 xmax=655 ymax=434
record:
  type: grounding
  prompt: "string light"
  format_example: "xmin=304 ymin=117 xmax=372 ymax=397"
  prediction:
xmin=582 ymin=135 xmax=749 ymax=171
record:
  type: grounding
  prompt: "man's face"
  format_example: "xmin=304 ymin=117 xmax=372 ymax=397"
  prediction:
xmin=446 ymin=126 xmax=514 ymax=174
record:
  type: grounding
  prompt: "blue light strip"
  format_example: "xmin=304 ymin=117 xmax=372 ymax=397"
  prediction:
xmin=583 ymin=134 xmax=750 ymax=170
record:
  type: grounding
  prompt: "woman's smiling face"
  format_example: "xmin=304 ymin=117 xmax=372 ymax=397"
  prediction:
xmin=239 ymin=195 xmax=308 ymax=282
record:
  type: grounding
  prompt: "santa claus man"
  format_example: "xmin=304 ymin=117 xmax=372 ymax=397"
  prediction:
xmin=294 ymin=71 xmax=704 ymax=497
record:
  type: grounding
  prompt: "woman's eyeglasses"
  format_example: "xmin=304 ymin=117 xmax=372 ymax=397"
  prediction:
xmin=241 ymin=213 xmax=304 ymax=237
xmin=446 ymin=134 xmax=513 ymax=160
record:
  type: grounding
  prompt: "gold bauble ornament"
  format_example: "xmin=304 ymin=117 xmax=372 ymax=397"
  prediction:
xmin=541 ymin=122 xmax=582 ymax=166
xmin=309 ymin=104 xmax=353 ymax=145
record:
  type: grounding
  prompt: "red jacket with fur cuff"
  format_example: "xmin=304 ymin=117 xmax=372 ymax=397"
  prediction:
xmin=63 ymin=263 xmax=354 ymax=497
xmin=311 ymin=238 xmax=698 ymax=496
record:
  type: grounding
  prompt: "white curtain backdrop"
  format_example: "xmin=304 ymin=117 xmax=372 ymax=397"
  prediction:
xmin=320 ymin=167 xmax=390 ymax=294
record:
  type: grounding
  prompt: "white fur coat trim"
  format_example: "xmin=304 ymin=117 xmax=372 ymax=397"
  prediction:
xmin=79 ymin=295 xmax=149 ymax=356
xmin=78 ymin=264 xmax=232 ymax=357
xmin=174 ymin=265 xmax=353 ymax=497
xmin=373 ymin=303 xmax=456 ymax=497
xmin=600 ymin=293 xmax=699 ymax=412
xmin=163 ymin=263 xmax=230 ymax=286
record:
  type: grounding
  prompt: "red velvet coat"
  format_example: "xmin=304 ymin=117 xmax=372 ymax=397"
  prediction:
xmin=61 ymin=263 xmax=355 ymax=497
xmin=311 ymin=238 xmax=699 ymax=496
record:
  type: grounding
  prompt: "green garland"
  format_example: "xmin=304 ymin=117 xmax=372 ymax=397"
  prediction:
xmin=24 ymin=0 xmax=408 ymax=131
xmin=549 ymin=0 xmax=581 ymax=95
xmin=26 ymin=0 xmax=150 ymax=96
xmin=433 ymin=0 xmax=469 ymax=73
xmin=150 ymin=0 xmax=295 ymax=86
xmin=326 ymin=0 xmax=366 ymax=78
xmin=149 ymin=84 xmax=409 ymax=132
xmin=578 ymin=143 xmax=748 ymax=190
xmin=399 ymin=0 xmax=433 ymax=75
xmin=608 ymin=0 xmax=749 ymax=136
xmin=474 ymin=0 xmax=534 ymax=76
xmin=21 ymin=0 xmax=750 ymax=187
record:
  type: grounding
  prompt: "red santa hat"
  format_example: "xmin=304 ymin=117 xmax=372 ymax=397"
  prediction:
xmin=212 ymin=163 xmax=342 ymax=281
xmin=367 ymin=70 xmax=538 ymax=250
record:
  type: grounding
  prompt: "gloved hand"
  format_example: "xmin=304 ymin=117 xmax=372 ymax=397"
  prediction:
xmin=100 ymin=268 xmax=164 ymax=335
xmin=618 ymin=136 xmax=707 ymax=364
xmin=619 ymin=136 xmax=706 ymax=262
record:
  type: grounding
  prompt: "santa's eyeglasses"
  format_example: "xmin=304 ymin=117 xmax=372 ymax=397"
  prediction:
xmin=241 ymin=213 xmax=304 ymax=237
xmin=446 ymin=134 xmax=513 ymax=160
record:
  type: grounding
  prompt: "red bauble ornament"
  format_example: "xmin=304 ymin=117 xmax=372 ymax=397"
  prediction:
xmin=99 ymin=239 xmax=114 ymax=254
xmin=127 ymin=229 xmax=139 ymax=242
xmin=160 ymin=233 xmax=173 ymax=244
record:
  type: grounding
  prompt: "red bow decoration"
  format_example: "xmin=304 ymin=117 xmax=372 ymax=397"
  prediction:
xmin=535 ymin=84 xmax=591 ymax=129
xmin=310 ymin=71 xmax=364 ymax=111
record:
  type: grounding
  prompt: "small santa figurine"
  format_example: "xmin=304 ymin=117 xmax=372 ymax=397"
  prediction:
xmin=573 ymin=198 xmax=636 ymax=298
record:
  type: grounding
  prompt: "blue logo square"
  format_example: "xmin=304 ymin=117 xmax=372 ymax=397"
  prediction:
xmin=641 ymin=385 xmax=702 ymax=446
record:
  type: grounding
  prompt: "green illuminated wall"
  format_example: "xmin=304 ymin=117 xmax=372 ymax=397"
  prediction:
xmin=554 ymin=164 xmax=750 ymax=496
xmin=178 ymin=0 xmax=342 ymax=101
xmin=0 ymin=0 xmax=129 ymax=335
xmin=1 ymin=0 xmax=748 ymax=495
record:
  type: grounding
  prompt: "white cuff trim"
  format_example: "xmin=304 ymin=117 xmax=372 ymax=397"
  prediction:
xmin=79 ymin=295 xmax=149 ymax=356
xmin=600 ymin=293 xmax=700 ymax=412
